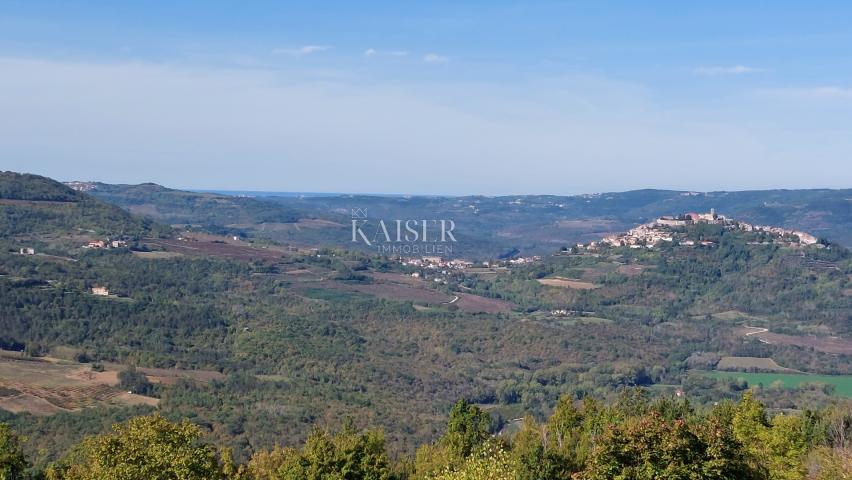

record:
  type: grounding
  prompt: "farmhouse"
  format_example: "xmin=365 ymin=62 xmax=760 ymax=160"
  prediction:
xmin=91 ymin=286 xmax=109 ymax=296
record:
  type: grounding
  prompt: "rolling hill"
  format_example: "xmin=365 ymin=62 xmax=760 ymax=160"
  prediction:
xmin=0 ymin=172 xmax=169 ymax=240
xmin=73 ymin=181 xmax=302 ymax=230
xmin=1 ymin=171 xmax=849 ymax=467
xmin=78 ymin=182 xmax=852 ymax=258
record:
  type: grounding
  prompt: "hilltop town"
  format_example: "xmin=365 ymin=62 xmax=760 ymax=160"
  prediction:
xmin=391 ymin=209 xmax=821 ymax=281
xmin=590 ymin=209 xmax=820 ymax=250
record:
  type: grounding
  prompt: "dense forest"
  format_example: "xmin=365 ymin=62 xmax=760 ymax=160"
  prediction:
xmin=2 ymin=391 xmax=852 ymax=479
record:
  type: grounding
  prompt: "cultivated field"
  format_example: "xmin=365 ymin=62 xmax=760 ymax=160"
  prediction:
xmin=538 ymin=277 xmax=600 ymax=290
xmin=132 ymin=250 xmax=183 ymax=259
xmin=716 ymin=356 xmax=799 ymax=373
xmin=616 ymin=264 xmax=647 ymax=276
xmin=454 ymin=293 xmax=513 ymax=314
xmin=144 ymin=237 xmax=286 ymax=262
xmin=0 ymin=354 xmax=158 ymax=415
xmin=325 ymin=281 xmax=454 ymax=305
xmin=129 ymin=366 xmax=225 ymax=385
xmin=736 ymin=327 xmax=852 ymax=355
xmin=304 ymin=273 xmax=516 ymax=313
xmin=704 ymin=371 xmax=852 ymax=397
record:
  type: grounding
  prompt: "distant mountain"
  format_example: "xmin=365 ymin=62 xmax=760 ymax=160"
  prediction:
xmin=0 ymin=172 xmax=168 ymax=239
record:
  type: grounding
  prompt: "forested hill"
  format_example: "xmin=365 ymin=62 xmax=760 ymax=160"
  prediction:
xmin=75 ymin=181 xmax=302 ymax=229
xmin=0 ymin=172 xmax=169 ymax=238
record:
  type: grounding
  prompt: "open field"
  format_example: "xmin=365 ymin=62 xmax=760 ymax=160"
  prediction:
xmin=370 ymin=271 xmax=428 ymax=286
xmin=143 ymin=237 xmax=286 ymax=262
xmin=716 ymin=356 xmax=799 ymax=373
xmin=367 ymin=272 xmax=515 ymax=312
xmin=326 ymin=281 xmax=454 ymax=305
xmin=538 ymin=277 xmax=600 ymax=290
xmin=703 ymin=371 xmax=852 ymax=397
xmin=454 ymin=293 xmax=514 ymax=314
xmin=712 ymin=310 xmax=768 ymax=323
xmin=616 ymin=264 xmax=647 ymax=276
xmin=132 ymin=366 xmax=225 ymax=385
xmin=132 ymin=250 xmax=183 ymax=259
xmin=736 ymin=326 xmax=852 ymax=355
xmin=0 ymin=354 xmax=158 ymax=415
xmin=300 ymin=275 xmax=515 ymax=313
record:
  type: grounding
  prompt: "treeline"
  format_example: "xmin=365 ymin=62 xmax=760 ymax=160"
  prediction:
xmin=2 ymin=390 xmax=851 ymax=479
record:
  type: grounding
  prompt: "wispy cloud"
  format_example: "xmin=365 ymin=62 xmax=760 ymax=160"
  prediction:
xmin=273 ymin=45 xmax=331 ymax=56
xmin=364 ymin=48 xmax=409 ymax=57
xmin=423 ymin=53 xmax=448 ymax=64
xmin=3 ymin=56 xmax=850 ymax=194
xmin=693 ymin=65 xmax=763 ymax=76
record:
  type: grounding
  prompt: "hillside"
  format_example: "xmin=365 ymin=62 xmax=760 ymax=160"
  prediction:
xmin=74 ymin=183 xmax=852 ymax=259
xmin=264 ymin=189 xmax=852 ymax=257
xmin=75 ymin=182 xmax=302 ymax=231
xmin=1 ymin=176 xmax=850 ymax=466
xmin=0 ymin=172 xmax=169 ymax=240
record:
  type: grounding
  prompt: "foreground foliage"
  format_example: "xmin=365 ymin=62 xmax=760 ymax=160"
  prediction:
xmin=1 ymin=392 xmax=849 ymax=479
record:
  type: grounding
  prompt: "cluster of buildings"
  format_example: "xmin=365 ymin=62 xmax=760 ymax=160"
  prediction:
xmin=589 ymin=209 xmax=818 ymax=250
xmin=402 ymin=256 xmax=474 ymax=270
xmin=83 ymin=239 xmax=127 ymax=249
xmin=599 ymin=223 xmax=676 ymax=249
xmin=550 ymin=309 xmax=597 ymax=317
xmin=65 ymin=181 xmax=97 ymax=192
xmin=740 ymin=224 xmax=818 ymax=245
xmin=506 ymin=256 xmax=541 ymax=265
xmin=396 ymin=254 xmax=542 ymax=283
xmin=399 ymin=255 xmax=541 ymax=272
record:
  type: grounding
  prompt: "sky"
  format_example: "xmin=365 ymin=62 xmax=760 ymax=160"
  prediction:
xmin=1 ymin=1 xmax=851 ymax=195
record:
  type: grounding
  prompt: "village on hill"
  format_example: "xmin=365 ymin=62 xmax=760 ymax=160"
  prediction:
xmin=589 ymin=209 xmax=820 ymax=250
xmin=392 ymin=209 xmax=821 ymax=278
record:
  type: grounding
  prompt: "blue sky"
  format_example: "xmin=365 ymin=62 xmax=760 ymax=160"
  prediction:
xmin=1 ymin=1 xmax=851 ymax=194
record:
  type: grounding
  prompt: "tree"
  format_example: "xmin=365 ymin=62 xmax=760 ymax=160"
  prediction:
xmin=244 ymin=424 xmax=394 ymax=480
xmin=415 ymin=400 xmax=492 ymax=478
xmin=45 ymin=414 xmax=223 ymax=480
xmin=443 ymin=400 xmax=491 ymax=459
xmin=0 ymin=423 xmax=28 ymax=480
xmin=118 ymin=366 xmax=154 ymax=396
xmin=511 ymin=416 xmax=573 ymax=480
xmin=582 ymin=412 xmax=758 ymax=480
xmin=429 ymin=441 xmax=517 ymax=480
xmin=732 ymin=392 xmax=808 ymax=480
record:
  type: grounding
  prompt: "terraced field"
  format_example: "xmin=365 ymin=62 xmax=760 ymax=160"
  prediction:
xmin=0 ymin=353 xmax=159 ymax=415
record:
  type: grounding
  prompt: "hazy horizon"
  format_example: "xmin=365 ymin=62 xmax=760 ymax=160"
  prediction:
xmin=51 ymin=176 xmax=851 ymax=198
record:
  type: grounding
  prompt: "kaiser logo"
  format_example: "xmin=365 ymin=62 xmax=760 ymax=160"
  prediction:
xmin=349 ymin=207 xmax=457 ymax=255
